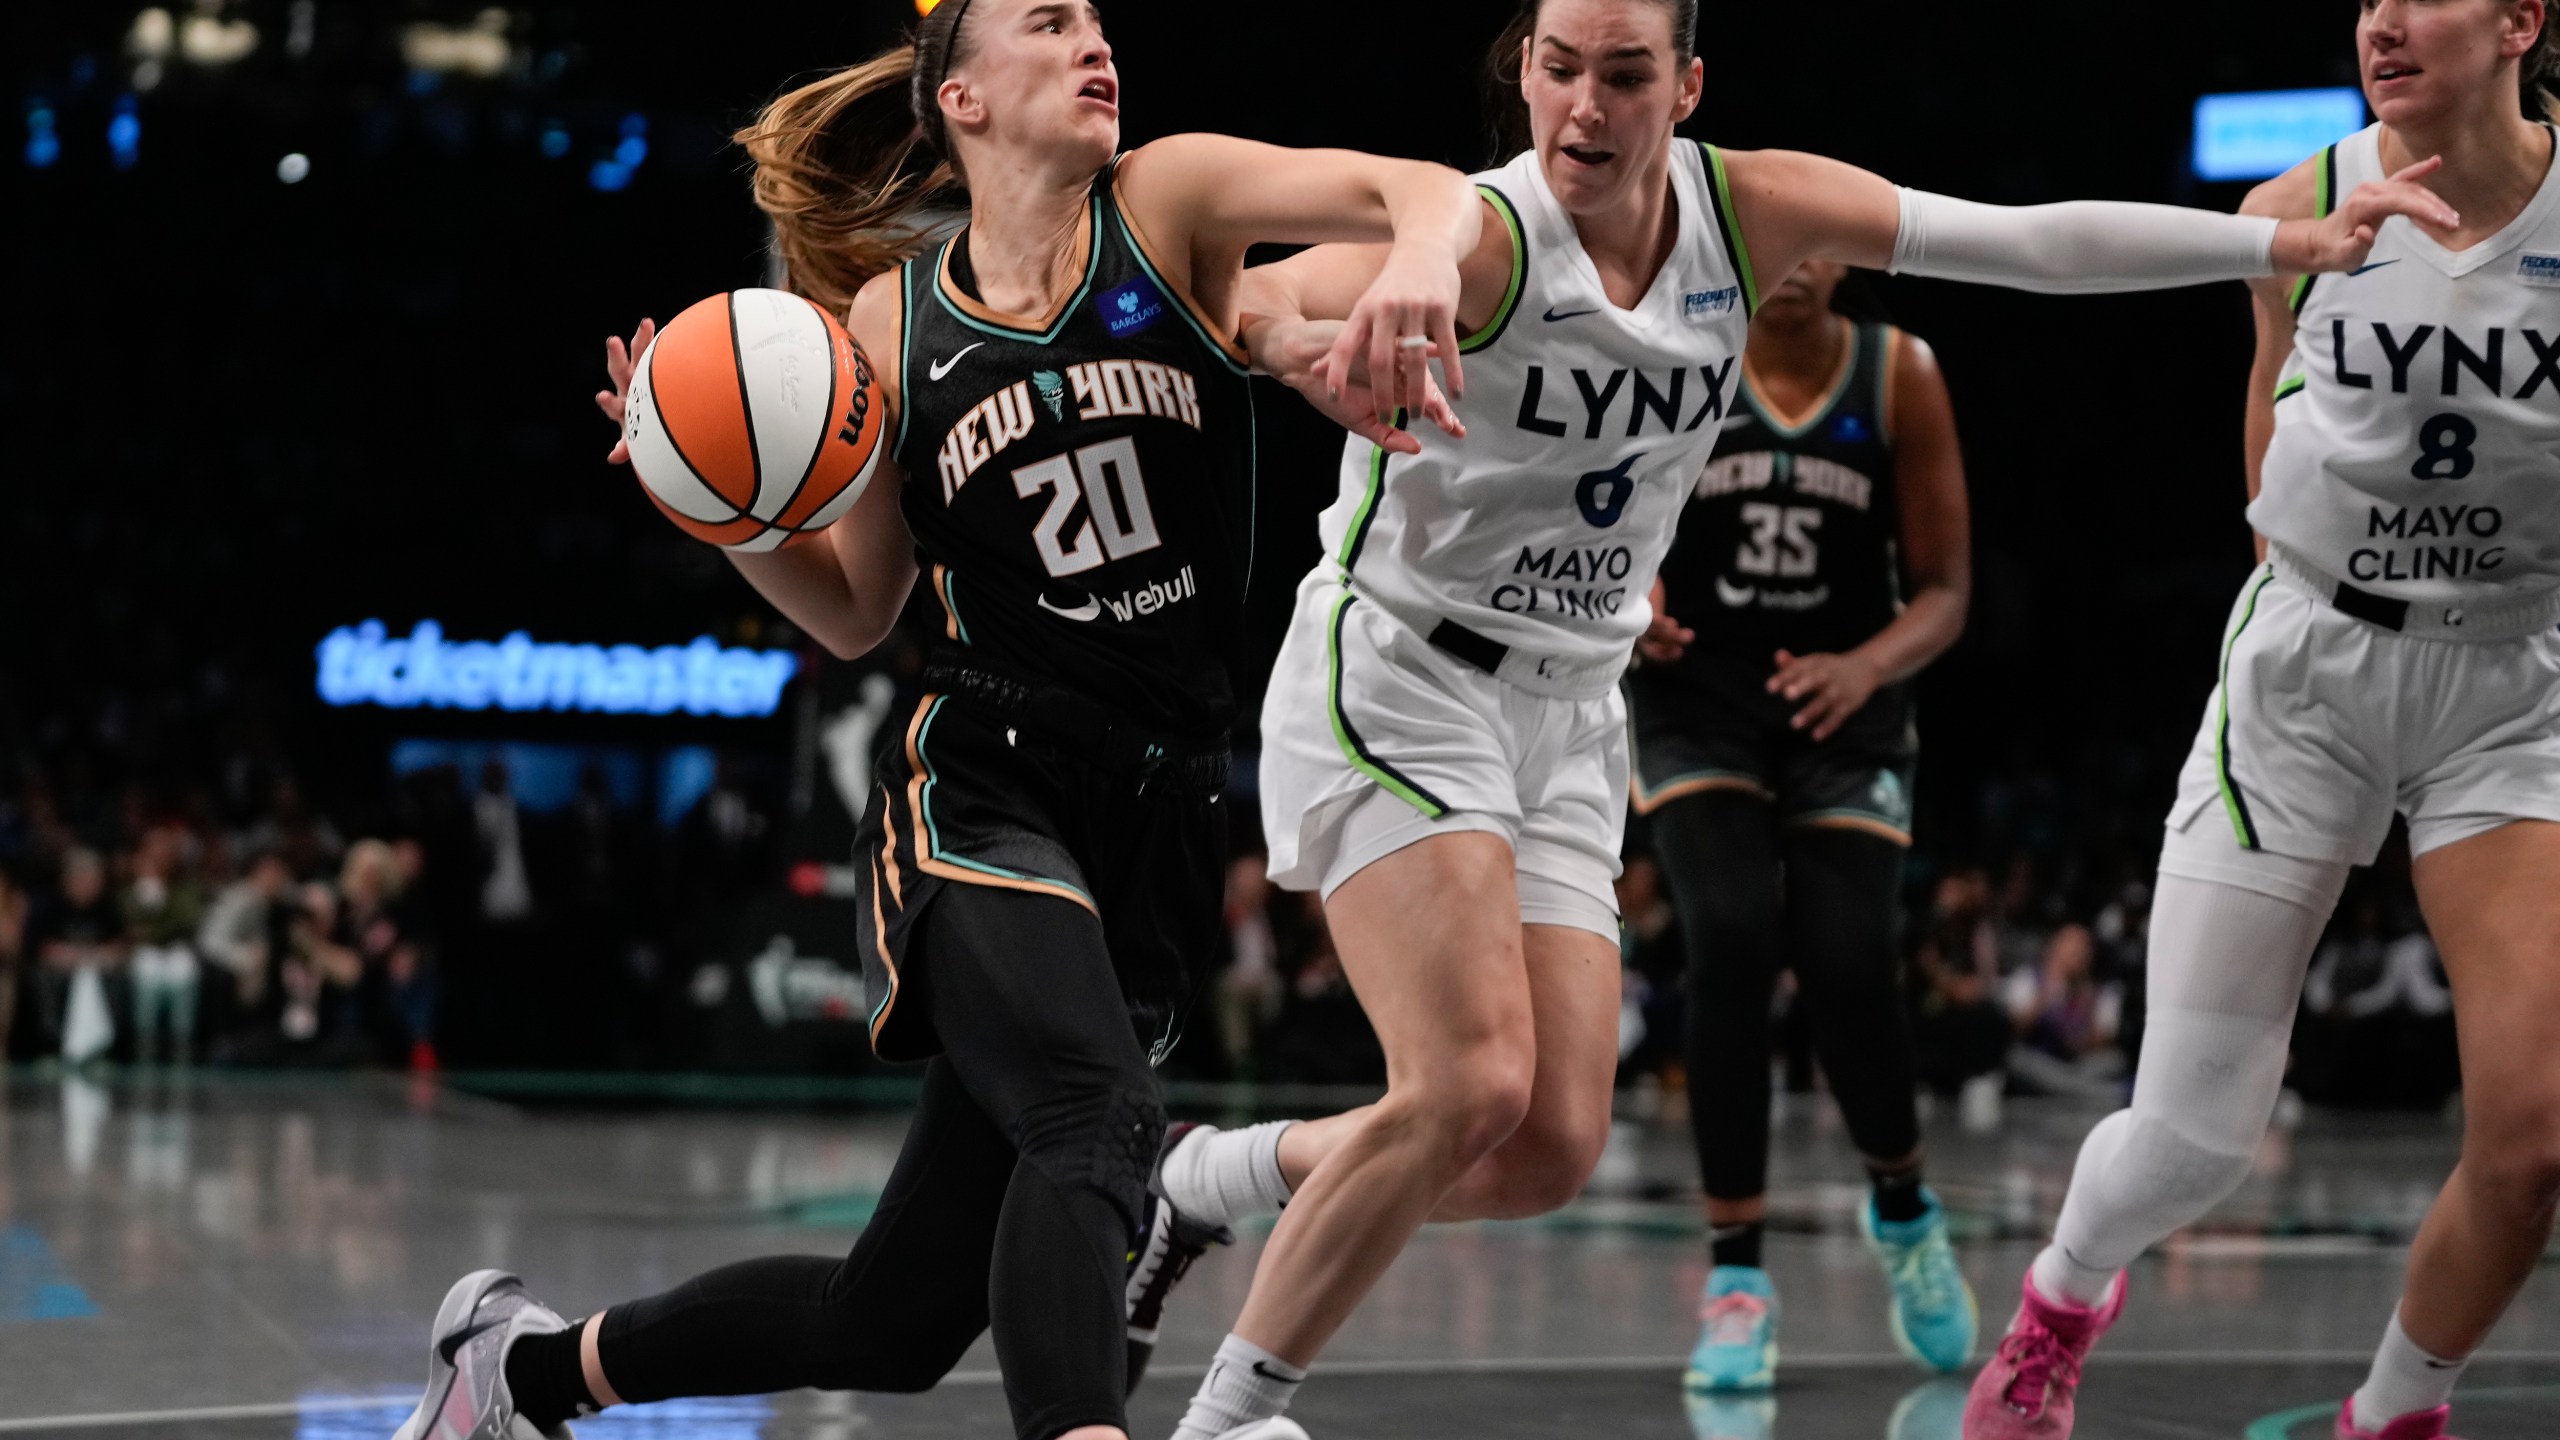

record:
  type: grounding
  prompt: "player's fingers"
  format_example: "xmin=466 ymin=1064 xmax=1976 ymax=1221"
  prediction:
xmin=1351 ymin=413 xmax=1421 ymax=455
xmin=1420 ymin=383 xmax=1466 ymax=440
xmin=607 ymin=438 xmax=631 ymax=466
xmin=1433 ymin=308 xmax=1466 ymax=401
xmin=2384 ymin=154 xmax=2444 ymax=186
xmin=1322 ymin=316 xmax=1367 ymax=402
xmin=1374 ymin=303 xmax=1408 ymax=424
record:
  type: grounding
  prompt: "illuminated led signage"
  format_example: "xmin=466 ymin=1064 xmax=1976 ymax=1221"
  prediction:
xmin=2193 ymin=88 xmax=2367 ymax=183
xmin=317 ymin=619 xmax=799 ymax=718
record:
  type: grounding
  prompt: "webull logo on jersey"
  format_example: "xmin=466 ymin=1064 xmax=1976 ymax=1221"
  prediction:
xmin=1514 ymin=360 xmax=1739 ymax=438
xmin=1037 ymin=565 xmax=1199 ymax=623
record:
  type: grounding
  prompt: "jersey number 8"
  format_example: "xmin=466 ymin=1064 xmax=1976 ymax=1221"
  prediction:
xmin=1016 ymin=438 xmax=1163 ymax=578
xmin=2412 ymin=412 xmax=2478 ymax=482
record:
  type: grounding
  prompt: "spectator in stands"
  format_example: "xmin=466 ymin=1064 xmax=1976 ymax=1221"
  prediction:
xmin=1215 ymin=852 xmax=1281 ymax=1081
xmin=199 ymin=849 xmax=293 ymax=1049
xmin=2006 ymin=921 xmax=2123 ymax=1082
xmin=1907 ymin=865 xmax=2013 ymax=1119
xmin=27 ymin=848 xmax=130 ymax=1062
xmin=244 ymin=776 xmax=345 ymax=881
xmin=275 ymin=880 xmax=363 ymax=1061
xmin=339 ymin=838 xmax=436 ymax=1068
xmin=123 ymin=825 xmax=207 ymax=1063
xmin=0 ymin=869 xmax=27 ymax=1059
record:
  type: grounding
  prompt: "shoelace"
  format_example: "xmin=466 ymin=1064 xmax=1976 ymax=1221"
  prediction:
xmin=1885 ymin=1235 xmax=1958 ymax=1313
xmin=1994 ymin=1323 xmax=2082 ymax=1414
xmin=1700 ymin=1292 xmax=1768 ymax=1347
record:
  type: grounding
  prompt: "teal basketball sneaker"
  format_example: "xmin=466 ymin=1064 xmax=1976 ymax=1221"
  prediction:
xmin=1685 ymin=1266 xmax=1778 ymax=1393
xmin=1861 ymin=1188 xmax=1978 ymax=1375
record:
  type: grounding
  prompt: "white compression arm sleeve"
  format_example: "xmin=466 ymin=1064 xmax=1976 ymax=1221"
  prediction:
xmin=1890 ymin=188 xmax=2281 ymax=294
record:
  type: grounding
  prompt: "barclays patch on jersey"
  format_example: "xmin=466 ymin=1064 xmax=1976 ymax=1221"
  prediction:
xmin=2519 ymin=254 xmax=2560 ymax=288
xmin=1683 ymin=286 xmax=1741 ymax=320
xmin=1099 ymin=275 xmax=1169 ymax=337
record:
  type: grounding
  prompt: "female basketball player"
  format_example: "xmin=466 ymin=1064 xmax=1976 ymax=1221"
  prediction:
xmin=1968 ymin=4 xmax=2560 ymax=1438
xmin=391 ymin=7 xmax=1482 ymax=1440
xmin=1132 ymin=1 xmax=2458 ymax=1436
xmin=1626 ymin=259 xmax=1976 ymax=1391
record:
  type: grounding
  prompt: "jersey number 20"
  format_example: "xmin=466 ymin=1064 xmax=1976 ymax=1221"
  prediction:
xmin=1736 ymin=502 xmax=1822 ymax=578
xmin=1015 ymin=438 xmax=1162 ymax=577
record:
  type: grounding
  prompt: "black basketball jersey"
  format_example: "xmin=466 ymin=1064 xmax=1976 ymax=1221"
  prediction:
xmin=1654 ymin=320 xmax=1905 ymax=669
xmin=890 ymin=164 xmax=1256 ymax=740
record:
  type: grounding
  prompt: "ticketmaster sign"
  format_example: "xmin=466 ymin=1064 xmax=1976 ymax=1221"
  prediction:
xmin=317 ymin=619 xmax=800 ymax=718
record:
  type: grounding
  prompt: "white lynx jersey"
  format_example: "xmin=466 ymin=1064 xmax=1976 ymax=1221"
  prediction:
xmin=2256 ymin=122 xmax=2560 ymax=606
xmin=1311 ymin=141 xmax=1757 ymax=697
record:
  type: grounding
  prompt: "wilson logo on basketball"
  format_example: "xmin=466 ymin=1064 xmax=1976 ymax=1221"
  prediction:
xmin=622 ymin=288 xmax=887 ymax=553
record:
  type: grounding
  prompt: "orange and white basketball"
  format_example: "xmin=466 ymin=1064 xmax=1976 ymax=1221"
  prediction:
xmin=622 ymin=288 xmax=886 ymax=553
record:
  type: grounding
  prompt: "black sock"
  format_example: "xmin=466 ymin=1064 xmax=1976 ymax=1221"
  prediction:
xmin=1869 ymin=1166 xmax=1928 ymax=1224
xmin=504 ymin=1321 xmax=597 ymax=1433
xmin=1709 ymin=1220 xmax=1764 ymax=1270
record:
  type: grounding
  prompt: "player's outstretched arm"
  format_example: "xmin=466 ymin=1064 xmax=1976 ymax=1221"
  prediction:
xmin=1116 ymin=134 xmax=1479 ymax=419
xmin=1718 ymin=148 xmax=2459 ymax=307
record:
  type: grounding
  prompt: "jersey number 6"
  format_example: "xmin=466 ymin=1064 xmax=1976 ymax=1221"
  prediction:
xmin=1015 ymin=437 xmax=1163 ymax=578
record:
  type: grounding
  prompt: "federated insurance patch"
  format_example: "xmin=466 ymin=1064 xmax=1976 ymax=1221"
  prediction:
xmin=2518 ymin=253 xmax=2560 ymax=288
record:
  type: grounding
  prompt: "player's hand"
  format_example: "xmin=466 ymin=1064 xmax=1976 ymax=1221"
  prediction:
xmin=2277 ymin=155 xmax=2460 ymax=273
xmin=1768 ymin=648 xmax=1882 ymax=741
xmin=596 ymin=317 xmax=656 ymax=465
xmin=1269 ymin=319 xmax=1462 ymax=453
xmin=1323 ymin=242 xmax=1467 ymax=426
xmin=1636 ymin=578 xmax=1693 ymax=666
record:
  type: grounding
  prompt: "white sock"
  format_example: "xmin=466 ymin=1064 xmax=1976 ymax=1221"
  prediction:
xmin=2029 ymin=1242 xmax=2121 ymax=1308
xmin=2351 ymin=1308 xmax=2468 ymax=1430
xmin=1160 ymin=1121 xmax=1296 ymax=1229
xmin=1171 ymin=1333 xmax=1306 ymax=1440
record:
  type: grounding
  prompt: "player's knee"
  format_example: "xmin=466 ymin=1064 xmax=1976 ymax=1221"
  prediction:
xmin=2120 ymin=1112 xmax=2257 ymax=1215
xmin=1392 ymin=1045 xmax=1536 ymax=1169
xmin=831 ymin=1327 xmax=977 ymax=1394
xmin=1473 ymin=1108 xmax=1607 ymax=1218
xmin=1010 ymin=1079 xmax=1165 ymax=1239
xmin=2463 ymin=1106 xmax=2560 ymax=1220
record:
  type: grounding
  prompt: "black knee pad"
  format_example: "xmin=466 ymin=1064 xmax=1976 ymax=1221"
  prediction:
xmin=1010 ymin=1081 xmax=1163 ymax=1240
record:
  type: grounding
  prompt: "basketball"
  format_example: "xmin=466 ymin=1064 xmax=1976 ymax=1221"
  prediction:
xmin=622 ymin=288 xmax=885 ymax=553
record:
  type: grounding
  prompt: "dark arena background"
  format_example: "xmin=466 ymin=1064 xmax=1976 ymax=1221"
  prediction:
xmin=3 ymin=3 xmax=2553 ymax=1438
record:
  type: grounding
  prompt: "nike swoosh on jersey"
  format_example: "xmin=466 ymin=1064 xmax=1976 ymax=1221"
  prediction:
xmin=2349 ymin=259 xmax=2402 ymax=278
xmin=1714 ymin=579 xmax=1756 ymax=608
xmin=1543 ymin=306 xmax=1600 ymax=322
xmin=1037 ymin=592 xmax=1103 ymax=622
xmin=927 ymin=342 xmax=987 ymax=381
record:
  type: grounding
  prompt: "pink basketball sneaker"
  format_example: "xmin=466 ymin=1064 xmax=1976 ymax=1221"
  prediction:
xmin=2334 ymin=1399 xmax=2458 ymax=1440
xmin=1960 ymin=1271 xmax=2124 ymax=1438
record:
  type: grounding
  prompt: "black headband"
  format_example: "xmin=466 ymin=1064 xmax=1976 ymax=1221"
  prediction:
xmin=928 ymin=0 xmax=979 ymax=135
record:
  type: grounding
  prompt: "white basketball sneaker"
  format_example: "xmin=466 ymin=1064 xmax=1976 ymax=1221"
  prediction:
xmin=392 ymin=1269 xmax=577 ymax=1440
xmin=1212 ymin=1422 xmax=1310 ymax=1440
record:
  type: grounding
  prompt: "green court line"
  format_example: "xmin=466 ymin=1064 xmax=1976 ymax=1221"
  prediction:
xmin=2245 ymin=1384 xmax=2560 ymax=1440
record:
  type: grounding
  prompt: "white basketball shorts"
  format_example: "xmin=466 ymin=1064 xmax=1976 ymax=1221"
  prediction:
xmin=1259 ymin=572 xmax=1627 ymax=938
xmin=2164 ymin=560 xmax=2560 ymax=873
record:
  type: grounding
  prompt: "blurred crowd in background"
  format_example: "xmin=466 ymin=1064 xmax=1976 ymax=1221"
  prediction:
xmin=0 ymin=625 xmax=2461 ymax=1120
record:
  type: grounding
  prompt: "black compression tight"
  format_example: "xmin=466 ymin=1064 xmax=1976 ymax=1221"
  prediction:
xmin=588 ymin=887 xmax=1158 ymax=1440
xmin=1653 ymin=791 xmax=1922 ymax=1202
